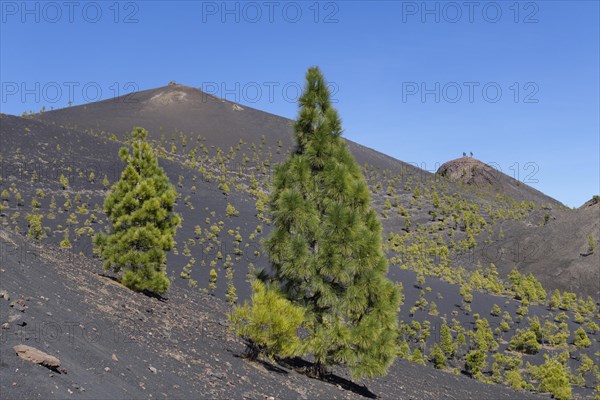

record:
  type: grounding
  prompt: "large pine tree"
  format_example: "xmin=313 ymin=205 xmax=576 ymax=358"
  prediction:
xmin=94 ymin=127 xmax=181 ymax=294
xmin=266 ymin=67 xmax=400 ymax=378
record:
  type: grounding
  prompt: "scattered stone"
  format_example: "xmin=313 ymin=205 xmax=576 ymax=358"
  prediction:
xmin=8 ymin=314 xmax=21 ymax=323
xmin=14 ymin=344 xmax=60 ymax=369
xmin=149 ymin=366 xmax=157 ymax=374
xmin=46 ymin=312 xmax=52 ymax=316
xmin=0 ymin=290 xmax=10 ymax=301
xmin=209 ymin=371 xmax=226 ymax=380
xmin=71 ymin=384 xmax=80 ymax=390
xmin=112 ymin=354 xmax=119 ymax=361
xmin=2 ymin=323 xmax=9 ymax=329
xmin=104 ymin=367 xmax=111 ymax=372
xmin=10 ymin=299 xmax=27 ymax=312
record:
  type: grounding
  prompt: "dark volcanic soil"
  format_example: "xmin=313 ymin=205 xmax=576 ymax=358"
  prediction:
xmin=5 ymin=84 xmax=598 ymax=298
xmin=1 ymin=85 xmax=599 ymax=399
xmin=0 ymin=228 xmax=548 ymax=400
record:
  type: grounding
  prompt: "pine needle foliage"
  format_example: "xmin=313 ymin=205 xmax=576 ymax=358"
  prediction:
xmin=265 ymin=67 xmax=400 ymax=378
xmin=94 ymin=127 xmax=181 ymax=294
xmin=229 ymin=280 xmax=305 ymax=361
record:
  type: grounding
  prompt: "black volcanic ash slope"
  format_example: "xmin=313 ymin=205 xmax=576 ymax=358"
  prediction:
xmin=2 ymin=89 xmax=600 ymax=399
xmin=23 ymin=84 xmax=599 ymax=298
xmin=0 ymin=227 xmax=547 ymax=400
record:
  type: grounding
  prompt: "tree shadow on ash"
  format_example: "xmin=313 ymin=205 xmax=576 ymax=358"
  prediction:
xmin=278 ymin=357 xmax=378 ymax=399
xmin=230 ymin=351 xmax=288 ymax=375
xmin=96 ymin=273 xmax=167 ymax=302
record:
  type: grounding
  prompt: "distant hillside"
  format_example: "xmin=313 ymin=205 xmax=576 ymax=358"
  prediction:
xmin=2 ymin=89 xmax=599 ymax=399
xmin=36 ymin=84 xmax=420 ymax=174
xmin=3 ymin=81 xmax=598 ymax=300
xmin=437 ymin=157 xmax=563 ymax=207
xmin=507 ymin=197 xmax=599 ymax=295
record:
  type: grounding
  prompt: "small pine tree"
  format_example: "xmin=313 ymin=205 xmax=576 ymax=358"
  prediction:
xmin=428 ymin=301 xmax=439 ymax=316
xmin=504 ymin=368 xmax=530 ymax=391
xmin=473 ymin=318 xmax=498 ymax=352
xmin=226 ymin=280 xmax=238 ymax=305
xmin=26 ymin=213 xmax=45 ymax=240
xmin=209 ymin=268 xmax=218 ymax=293
xmin=429 ymin=343 xmax=446 ymax=369
xmin=460 ymin=284 xmax=473 ymax=303
xmin=229 ymin=280 xmax=304 ymax=360
xmin=93 ymin=127 xmax=181 ymax=294
xmin=549 ymin=289 xmax=562 ymax=310
xmin=411 ymin=348 xmax=425 ymax=365
xmin=509 ymin=329 xmax=541 ymax=354
xmin=588 ymin=234 xmax=596 ymax=254
xmin=490 ymin=304 xmax=501 ymax=316
xmin=465 ymin=349 xmax=486 ymax=378
xmin=498 ymin=320 xmax=510 ymax=333
xmin=573 ymin=327 xmax=591 ymax=348
xmin=397 ymin=340 xmax=411 ymax=359
xmin=219 ymin=182 xmax=230 ymax=195
xmin=529 ymin=355 xmax=572 ymax=400
xmin=60 ymin=228 xmax=71 ymax=249
xmin=225 ymin=203 xmax=239 ymax=217
xmin=440 ymin=321 xmax=456 ymax=357
xmin=59 ymin=174 xmax=69 ymax=190
xmin=255 ymin=198 xmax=265 ymax=213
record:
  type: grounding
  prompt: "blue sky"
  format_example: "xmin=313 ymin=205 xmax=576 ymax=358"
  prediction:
xmin=1 ymin=1 xmax=598 ymax=207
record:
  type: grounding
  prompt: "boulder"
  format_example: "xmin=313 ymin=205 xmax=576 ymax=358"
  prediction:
xmin=14 ymin=344 xmax=60 ymax=369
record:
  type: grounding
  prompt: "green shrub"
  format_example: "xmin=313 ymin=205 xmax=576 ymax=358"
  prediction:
xmin=509 ymin=329 xmax=541 ymax=354
xmin=490 ymin=304 xmax=501 ymax=316
xmin=504 ymin=368 xmax=531 ymax=391
xmin=474 ymin=318 xmax=498 ymax=352
xmin=226 ymin=203 xmax=239 ymax=217
xmin=465 ymin=349 xmax=486 ymax=377
xmin=429 ymin=343 xmax=446 ymax=369
xmin=411 ymin=348 xmax=425 ymax=365
xmin=528 ymin=356 xmax=572 ymax=400
xmin=229 ymin=280 xmax=304 ymax=361
xmin=59 ymin=174 xmax=69 ymax=190
xmin=25 ymin=213 xmax=45 ymax=240
xmin=59 ymin=229 xmax=71 ymax=249
xmin=209 ymin=268 xmax=218 ymax=293
xmin=573 ymin=327 xmax=591 ymax=348
xmin=588 ymin=234 xmax=596 ymax=254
